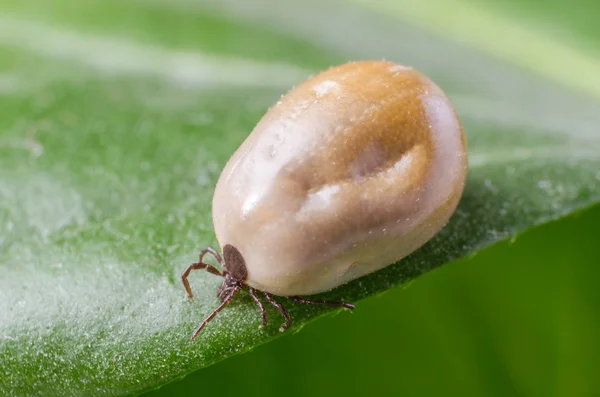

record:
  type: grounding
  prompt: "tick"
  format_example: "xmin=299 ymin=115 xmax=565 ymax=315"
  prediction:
xmin=183 ymin=60 xmax=467 ymax=341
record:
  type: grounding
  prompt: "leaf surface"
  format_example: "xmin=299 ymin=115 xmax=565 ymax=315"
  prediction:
xmin=0 ymin=0 xmax=599 ymax=395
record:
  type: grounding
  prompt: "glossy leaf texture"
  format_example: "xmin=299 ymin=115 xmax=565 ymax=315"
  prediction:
xmin=0 ymin=0 xmax=599 ymax=396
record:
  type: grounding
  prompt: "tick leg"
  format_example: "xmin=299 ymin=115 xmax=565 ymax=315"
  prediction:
xmin=199 ymin=247 xmax=224 ymax=265
xmin=248 ymin=287 xmax=268 ymax=328
xmin=289 ymin=296 xmax=355 ymax=310
xmin=182 ymin=248 xmax=225 ymax=299
xmin=263 ymin=292 xmax=291 ymax=332
xmin=189 ymin=287 xmax=240 ymax=342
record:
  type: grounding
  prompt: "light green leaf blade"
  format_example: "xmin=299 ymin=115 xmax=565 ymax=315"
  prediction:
xmin=1 ymin=0 xmax=599 ymax=396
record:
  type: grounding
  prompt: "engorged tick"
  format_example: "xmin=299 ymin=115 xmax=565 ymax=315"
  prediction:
xmin=182 ymin=60 xmax=468 ymax=341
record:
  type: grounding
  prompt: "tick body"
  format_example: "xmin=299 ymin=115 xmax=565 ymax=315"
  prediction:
xmin=183 ymin=60 xmax=467 ymax=341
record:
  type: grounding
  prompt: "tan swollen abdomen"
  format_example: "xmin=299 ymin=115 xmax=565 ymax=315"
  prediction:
xmin=212 ymin=61 xmax=467 ymax=296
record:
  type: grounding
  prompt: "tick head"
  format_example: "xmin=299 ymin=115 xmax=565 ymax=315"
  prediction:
xmin=222 ymin=244 xmax=248 ymax=282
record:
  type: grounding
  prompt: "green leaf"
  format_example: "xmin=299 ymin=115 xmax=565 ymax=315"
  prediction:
xmin=1 ymin=0 xmax=598 ymax=396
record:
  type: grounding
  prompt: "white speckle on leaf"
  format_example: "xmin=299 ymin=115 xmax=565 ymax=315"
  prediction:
xmin=26 ymin=137 xmax=44 ymax=157
xmin=0 ymin=73 xmax=20 ymax=93
xmin=483 ymin=179 xmax=499 ymax=195
xmin=190 ymin=112 xmax=214 ymax=126
xmin=195 ymin=158 xmax=220 ymax=186
xmin=0 ymin=174 xmax=86 ymax=237
xmin=0 ymin=250 xmax=190 ymax=340
xmin=196 ymin=171 xmax=210 ymax=186
xmin=537 ymin=179 xmax=552 ymax=191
